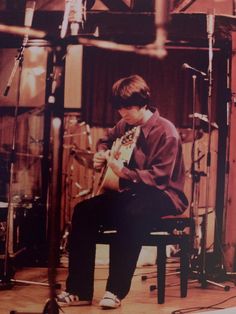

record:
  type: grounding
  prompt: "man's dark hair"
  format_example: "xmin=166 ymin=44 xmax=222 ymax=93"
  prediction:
xmin=111 ymin=75 xmax=151 ymax=110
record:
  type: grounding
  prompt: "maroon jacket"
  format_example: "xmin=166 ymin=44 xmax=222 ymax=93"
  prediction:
xmin=97 ymin=110 xmax=188 ymax=214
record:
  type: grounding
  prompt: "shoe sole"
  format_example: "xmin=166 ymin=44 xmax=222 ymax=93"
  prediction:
xmin=100 ymin=305 xmax=120 ymax=309
xmin=57 ymin=300 xmax=92 ymax=307
xmin=99 ymin=300 xmax=121 ymax=309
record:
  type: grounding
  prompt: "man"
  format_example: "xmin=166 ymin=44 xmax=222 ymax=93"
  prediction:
xmin=56 ymin=74 xmax=188 ymax=309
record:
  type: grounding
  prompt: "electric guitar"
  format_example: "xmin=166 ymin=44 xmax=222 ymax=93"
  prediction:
xmin=95 ymin=126 xmax=141 ymax=195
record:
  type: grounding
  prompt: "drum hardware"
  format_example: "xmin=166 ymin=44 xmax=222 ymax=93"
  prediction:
xmin=178 ymin=128 xmax=204 ymax=144
xmin=189 ymin=113 xmax=218 ymax=129
xmin=70 ymin=146 xmax=94 ymax=169
xmin=76 ymin=189 xmax=91 ymax=197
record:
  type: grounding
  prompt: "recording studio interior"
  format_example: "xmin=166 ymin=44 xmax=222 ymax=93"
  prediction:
xmin=1 ymin=1 xmax=236 ymax=314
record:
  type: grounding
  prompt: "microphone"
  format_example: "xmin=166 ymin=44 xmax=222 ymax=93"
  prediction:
xmin=154 ymin=0 xmax=171 ymax=59
xmin=70 ymin=0 xmax=85 ymax=36
xmin=206 ymin=10 xmax=215 ymax=73
xmin=60 ymin=0 xmax=72 ymax=38
xmin=182 ymin=63 xmax=207 ymax=77
xmin=207 ymin=10 xmax=215 ymax=38
xmin=24 ymin=1 xmax=36 ymax=28
xmin=23 ymin=1 xmax=36 ymax=47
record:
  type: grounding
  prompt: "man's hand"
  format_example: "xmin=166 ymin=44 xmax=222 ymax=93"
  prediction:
xmin=108 ymin=158 xmax=126 ymax=178
xmin=93 ymin=150 xmax=110 ymax=170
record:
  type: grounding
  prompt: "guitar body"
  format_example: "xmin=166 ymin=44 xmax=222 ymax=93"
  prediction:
xmin=95 ymin=126 xmax=140 ymax=195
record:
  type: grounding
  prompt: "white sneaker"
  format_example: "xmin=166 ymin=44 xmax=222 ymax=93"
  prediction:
xmin=56 ymin=291 xmax=92 ymax=307
xmin=99 ymin=291 xmax=121 ymax=309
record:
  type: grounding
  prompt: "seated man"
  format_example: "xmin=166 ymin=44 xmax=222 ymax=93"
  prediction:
xmin=56 ymin=74 xmax=188 ymax=309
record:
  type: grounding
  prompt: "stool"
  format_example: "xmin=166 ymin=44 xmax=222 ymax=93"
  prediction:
xmin=97 ymin=214 xmax=190 ymax=304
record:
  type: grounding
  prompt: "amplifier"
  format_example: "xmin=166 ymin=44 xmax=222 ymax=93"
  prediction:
xmin=0 ymin=199 xmax=47 ymax=260
xmin=0 ymin=202 xmax=27 ymax=258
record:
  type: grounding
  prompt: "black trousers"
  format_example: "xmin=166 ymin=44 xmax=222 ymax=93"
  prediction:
xmin=66 ymin=186 xmax=178 ymax=300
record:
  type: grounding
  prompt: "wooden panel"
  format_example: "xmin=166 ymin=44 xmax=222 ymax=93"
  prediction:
xmin=64 ymin=45 xmax=83 ymax=109
xmin=0 ymin=46 xmax=47 ymax=107
xmin=183 ymin=0 xmax=233 ymax=14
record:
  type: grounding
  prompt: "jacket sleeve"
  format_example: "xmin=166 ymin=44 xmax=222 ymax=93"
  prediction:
xmin=96 ymin=120 xmax=125 ymax=152
xmin=119 ymin=136 xmax=181 ymax=190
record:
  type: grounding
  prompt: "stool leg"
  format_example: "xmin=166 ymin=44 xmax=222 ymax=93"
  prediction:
xmin=180 ymin=238 xmax=189 ymax=298
xmin=157 ymin=244 xmax=166 ymax=304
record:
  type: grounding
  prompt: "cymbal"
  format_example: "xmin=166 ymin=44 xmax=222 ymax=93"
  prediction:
xmin=178 ymin=128 xmax=203 ymax=144
xmin=70 ymin=148 xmax=94 ymax=169
xmin=0 ymin=24 xmax=46 ymax=38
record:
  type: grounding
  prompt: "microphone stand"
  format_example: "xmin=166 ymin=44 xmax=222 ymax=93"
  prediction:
xmin=0 ymin=35 xmax=28 ymax=289
xmin=197 ymin=13 xmax=230 ymax=291
xmin=189 ymin=75 xmax=204 ymax=263
xmin=5 ymin=41 xmax=65 ymax=314
xmin=0 ymin=35 xmax=52 ymax=292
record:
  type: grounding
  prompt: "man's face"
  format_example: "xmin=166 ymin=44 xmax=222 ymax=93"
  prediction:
xmin=118 ymin=106 xmax=145 ymax=125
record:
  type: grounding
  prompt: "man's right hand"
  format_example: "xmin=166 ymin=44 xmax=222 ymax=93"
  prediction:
xmin=93 ymin=150 xmax=110 ymax=170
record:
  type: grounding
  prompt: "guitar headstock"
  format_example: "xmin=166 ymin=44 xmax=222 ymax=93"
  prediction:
xmin=121 ymin=126 xmax=141 ymax=146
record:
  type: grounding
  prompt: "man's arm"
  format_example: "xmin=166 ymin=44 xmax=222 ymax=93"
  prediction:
xmin=94 ymin=120 xmax=125 ymax=170
xmin=109 ymin=136 xmax=181 ymax=190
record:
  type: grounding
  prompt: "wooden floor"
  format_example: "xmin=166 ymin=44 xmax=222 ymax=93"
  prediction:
xmin=1 ymin=258 xmax=236 ymax=314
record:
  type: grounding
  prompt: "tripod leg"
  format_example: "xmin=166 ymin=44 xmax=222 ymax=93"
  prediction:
xmin=206 ymin=279 xmax=230 ymax=291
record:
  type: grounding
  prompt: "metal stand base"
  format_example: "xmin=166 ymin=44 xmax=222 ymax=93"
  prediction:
xmin=0 ymin=277 xmax=61 ymax=289
xmin=189 ymin=265 xmax=231 ymax=291
xmin=9 ymin=298 xmax=62 ymax=314
xmin=188 ymin=277 xmax=230 ymax=291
